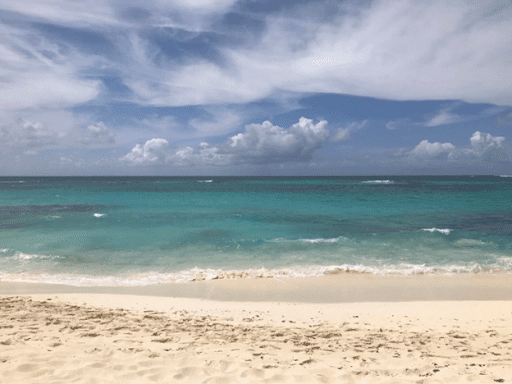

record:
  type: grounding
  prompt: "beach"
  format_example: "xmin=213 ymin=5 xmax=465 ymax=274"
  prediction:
xmin=1 ymin=274 xmax=512 ymax=383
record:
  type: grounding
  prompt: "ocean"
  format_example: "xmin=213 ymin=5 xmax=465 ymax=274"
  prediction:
xmin=0 ymin=176 xmax=511 ymax=286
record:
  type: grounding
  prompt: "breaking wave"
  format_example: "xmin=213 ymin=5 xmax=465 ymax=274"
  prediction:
xmin=1 ymin=259 xmax=511 ymax=287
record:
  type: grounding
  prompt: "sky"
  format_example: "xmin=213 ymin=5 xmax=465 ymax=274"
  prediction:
xmin=0 ymin=0 xmax=511 ymax=176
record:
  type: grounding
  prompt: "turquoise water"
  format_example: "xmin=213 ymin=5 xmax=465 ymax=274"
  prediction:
xmin=0 ymin=176 xmax=511 ymax=286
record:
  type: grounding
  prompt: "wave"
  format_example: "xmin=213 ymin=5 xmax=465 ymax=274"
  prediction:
xmin=269 ymin=237 xmax=346 ymax=244
xmin=422 ymin=228 xmax=452 ymax=235
xmin=93 ymin=213 xmax=106 ymax=217
xmin=299 ymin=237 xmax=340 ymax=243
xmin=1 ymin=259 xmax=511 ymax=287
xmin=0 ymin=248 xmax=9 ymax=253
xmin=362 ymin=180 xmax=393 ymax=184
xmin=12 ymin=252 xmax=57 ymax=260
xmin=197 ymin=180 xmax=213 ymax=183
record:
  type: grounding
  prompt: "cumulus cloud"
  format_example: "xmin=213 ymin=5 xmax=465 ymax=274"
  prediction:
xmin=470 ymin=131 xmax=505 ymax=151
xmin=120 ymin=138 xmax=170 ymax=165
xmin=226 ymin=117 xmax=329 ymax=164
xmin=121 ymin=117 xmax=330 ymax=166
xmin=470 ymin=131 xmax=509 ymax=163
xmin=332 ymin=120 xmax=368 ymax=141
xmin=396 ymin=131 xmax=511 ymax=164
xmin=409 ymin=140 xmax=456 ymax=160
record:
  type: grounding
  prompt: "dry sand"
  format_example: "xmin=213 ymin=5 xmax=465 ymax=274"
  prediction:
xmin=1 ymin=275 xmax=512 ymax=383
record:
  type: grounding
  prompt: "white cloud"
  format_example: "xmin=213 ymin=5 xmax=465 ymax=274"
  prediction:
xmin=120 ymin=138 xmax=170 ymax=165
xmin=397 ymin=131 xmax=510 ymax=164
xmin=0 ymin=73 xmax=101 ymax=112
xmin=0 ymin=0 xmax=238 ymax=29
xmin=120 ymin=117 xmax=330 ymax=166
xmin=388 ymin=104 xmax=508 ymax=130
xmin=332 ymin=120 xmax=368 ymax=141
xmin=2 ymin=120 xmax=61 ymax=149
xmin=3 ymin=0 xmax=512 ymax=114
xmin=470 ymin=131 xmax=509 ymax=163
xmin=60 ymin=156 xmax=74 ymax=165
xmin=409 ymin=140 xmax=456 ymax=160
xmin=470 ymin=131 xmax=505 ymax=151
xmin=170 ymin=144 xmax=232 ymax=166
xmin=225 ymin=117 xmax=329 ymax=164
xmin=138 ymin=0 xmax=512 ymax=106
xmin=0 ymin=22 xmax=102 ymax=113
xmin=424 ymin=106 xmax=464 ymax=127
xmin=80 ymin=122 xmax=116 ymax=145
xmin=385 ymin=118 xmax=415 ymax=130
xmin=0 ymin=117 xmax=116 ymax=150
xmin=188 ymin=109 xmax=244 ymax=137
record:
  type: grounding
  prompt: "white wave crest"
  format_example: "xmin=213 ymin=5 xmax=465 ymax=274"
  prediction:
xmin=197 ymin=180 xmax=213 ymax=183
xmin=0 ymin=248 xmax=9 ymax=253
xmin=14 ymin=252 xmax=53 ymax=260
xmin=93 ymin=213 xmax=106 ymax=217
xmin=299 ymin=237 xmax=340 ymax=243
xmin=422 ymin=228 xmax=452 ymax=235
xmin=269 ymin=237 xmax=346 ymax=244
xmin=362 ymin=180 xmax=394 ymax=184
xmin=2 ymin=260 xmax=511 ymax=287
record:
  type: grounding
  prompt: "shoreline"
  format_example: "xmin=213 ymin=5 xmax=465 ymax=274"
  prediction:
xmin=2 ymin=273 xmax=512 ymax=302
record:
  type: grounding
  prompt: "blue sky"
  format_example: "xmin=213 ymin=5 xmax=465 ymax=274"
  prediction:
xmin=0 ymin=0 xmax=511 ymax=175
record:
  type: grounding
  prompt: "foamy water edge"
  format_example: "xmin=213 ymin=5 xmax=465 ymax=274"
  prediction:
xmin=1 ymin=260 xmax=512 ymax=287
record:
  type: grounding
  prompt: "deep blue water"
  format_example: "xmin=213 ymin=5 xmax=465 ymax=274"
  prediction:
xmin=0 ymin=176 xmax=511 ymax=286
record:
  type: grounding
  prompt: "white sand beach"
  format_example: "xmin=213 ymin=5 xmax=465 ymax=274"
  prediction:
xmin=1 ymin=275 xmax=512 ymax=383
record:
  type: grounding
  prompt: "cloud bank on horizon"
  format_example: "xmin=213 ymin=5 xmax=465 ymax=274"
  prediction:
xmin=0 ymin=0 xmax=511 ymax=175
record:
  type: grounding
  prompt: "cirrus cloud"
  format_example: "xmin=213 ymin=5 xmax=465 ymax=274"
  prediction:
xmin=135 ymin=0 xmax=512 ymax=107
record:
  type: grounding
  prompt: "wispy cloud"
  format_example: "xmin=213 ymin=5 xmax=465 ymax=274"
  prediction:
xmin=385 ymin=118 xmax=415 ymax=130
xmin=424 ymin=105 xmax=465 ymax=127
xmin=145 ymin=0 xmax=512 ymax=106
xmin=331 ymin=120 xmax=368 ymax=141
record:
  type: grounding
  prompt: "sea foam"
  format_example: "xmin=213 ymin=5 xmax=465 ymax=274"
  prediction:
xmin=2 ymin=260 xmax=511 ymax=287
xmin=299 ymin=237 xmax=340 ymax=243
xmin=362 ymin=180 xmax=394 ymax=184
xmin=422 ymin=228 xmax=452 ymax=235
